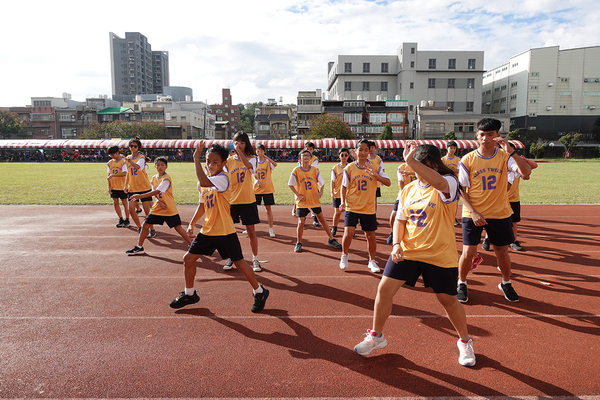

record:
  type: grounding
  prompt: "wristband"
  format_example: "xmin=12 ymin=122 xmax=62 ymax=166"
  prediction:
xmin=392 ymin=243 xmax=401 ymax=247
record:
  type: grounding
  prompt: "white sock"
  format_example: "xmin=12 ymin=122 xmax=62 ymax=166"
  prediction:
xmin=253 ymin=285 xmax=263 ymax=294
xmin=253 ymin=255 xmax=259 ymax=261
xmin=185 ymin=287 xmax=195 ymax=296
xmin=269 ymin=227 xmax=274 ymax=232
xmin=502 ymin=279 xmax=511 ymax=285
xmin=458 ymin=279 xmax=467 ymax=285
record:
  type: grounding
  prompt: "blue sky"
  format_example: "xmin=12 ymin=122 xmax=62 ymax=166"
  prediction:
xmin=1 ymin=0 xmax=598 ymax=108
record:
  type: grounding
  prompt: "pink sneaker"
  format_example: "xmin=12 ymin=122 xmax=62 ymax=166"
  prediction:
xmin=471 ymin=253 xmax=483 ymax=270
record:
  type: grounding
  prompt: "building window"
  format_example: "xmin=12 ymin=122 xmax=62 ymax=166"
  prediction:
xmin=429 ymin=59 xmax=436 ymax=69
xmin=510 ymin=95 xmax=517 ymax=99
xmin=60 ymin=113 xmax=72 ymax=121
xmin=467 ymin=78 xmax=475 ymax=89
xmin=448 ymin=79 xmax=455 ymax=89
xmin=344 ymin=82 xmax=352 ymax=91
xmin=381 ymin=63 xmax=388 ymax=73
xmin=448 ymin=102 xmax=454 ymax=112
xmin=363 ymin=63 xmax=370 ymax=73
xmin=410 ymin=61 xmax=414 ymax=68
xmin=560 ymin=92 xmax=572 ymax=96
xmin=344 ymin=113 xmax=361 ymax=123
xmin=466 ymin=102 xmax=474 ymax=112
xmin=363 ymin=82 xmax=370 ymax=91
xmin=511 ymin=82 xmax=518 ymax=87
xmin=345 ymin=63 xmax=352 ymax=73
xmin=369 ymin=113 xmax=386 ymax=123
xmin=529 ymin=99 xmax=538 ymax=103
xmin=381 ymin=82 xmax=388 ymax=91
xmin=428 ymin=78 xmax=435 ymax=88
xmin=531 ymin=86 xmax=539 ymax=89
xmin=561 ymin=78 xmax=569 ymax=82
xmin=560 ymin=105 xmax=567 ymax=109
xmin=531 ymin=72 xmax=539 ymax=76
xmin=468 ymin=59 xmax=476 ymax=69
xmin=411 ymin=47 xmax=415 ymax=54
xmin=448 ymin=59 xmax=456 ymax=69
xmin=410 ymin=82 xmax=414 ymax=89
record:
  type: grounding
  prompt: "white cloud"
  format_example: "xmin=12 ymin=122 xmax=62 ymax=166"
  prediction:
xmin=1 ymin=0 xmax=599 ymax=107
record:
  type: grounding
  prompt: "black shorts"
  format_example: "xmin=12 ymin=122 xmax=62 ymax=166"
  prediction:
xmin=376 ymin=187 xmax=381 ymax=198
xmin=297 ymin=207 xmax=322 ymax=218
xmin=230 ymin=202 xmax=260 ymax=225
xmin=510 ymin=201 xmax=521 ymax=223
xmin=383 ymin=257 xmax=458 ymax=295
xmin=344 ymin=211 xmax=377 ymax=231
xmin=392 ymin=199 xmax=400 ymax=212
xmin=255 ymin=193 xmax=275 ymax=206
xmin=143 ymin=213 xmax=182 ymax=228
xmin=333 ymin=198 xmax=342 ymax=209
xmin=462 ymin=217 xmax=514 ymax=247
xmin=128 ymin=191 xmax=153 ymax=203
xmin=187 ymin=232 xmax=244 ymax=262
xmin=110 ymin=190 xmax=127 ymax=200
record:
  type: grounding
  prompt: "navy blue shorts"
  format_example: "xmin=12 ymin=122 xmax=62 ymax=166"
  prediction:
xmin=110 ymin=190 xmax=128 ymax=200
xmin=333 ymin=198 xmax=342 ymax=209
xmin=128 ymin=191 xmax=153 ymax=203
xmin=344 ymin=211 xmax=377 ymax=231
xmin=144 ymin=213 xmax=182 ymax=228
xmin=187 ymin=232 xmax=244 ymax=262
xmin=297 ymin=207 xmax=322 ymax=218
xmin=383 ymin=257 xmax=458 ymax=295
xmin=255 ymin=193 xmax=275 ymax=206
xmin=376 ymin=187 xmax=381 ymax=198
xmin=230 ymin=203 xmax=260 ymax=226
xmin=510 ymin=201 xmax=521 ymax=223
xmin=462 ymin=217 xmax=514 ymax=246
xmin=392 ymin=199 xmax=399 ymax=212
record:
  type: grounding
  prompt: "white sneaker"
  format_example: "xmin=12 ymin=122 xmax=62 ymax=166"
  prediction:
xmin=252 ymin=259 xmax=262 ymax=272
xmin=223 ymin=258 xmax=234 ymax=270
xmin=354 ymin=330 xmax=388 ymax=356
xmin=340 ymin=253 xmax=349 ymax=270
xmin=269 ymin=229 xmax=276 ymax=238
xmin=368 ymin=260 xmax=381 ymax=273
xmin=242 ymin=230 xmax=247 ymax=234
xmin=457 ymin=338 xmax=476 ymax=366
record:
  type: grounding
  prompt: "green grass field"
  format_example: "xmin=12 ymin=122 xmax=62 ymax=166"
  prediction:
xmin=1 ymin=159 xmax=599 ymax=205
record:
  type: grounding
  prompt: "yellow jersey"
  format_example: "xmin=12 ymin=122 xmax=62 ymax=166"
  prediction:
xmin=397 ymin=163 xmax=418 ymax=184
xmin=441 ymin=155 xmax=461 ymax=174
xmin=289 ymin=165 xmax=324 ymax=209
xmin=368 ymin=155 xmax=383 ymax=188
xmin=107 ymin=157 xmax=126 ymax=191
xmin=398 ymin=175 xmax=459 ymax=268
xmin=150 ymin=173 xmax=178 ymax=217
xmin=126 ymin=154 xmax=151 ymax=192
xmin=253 ymin=158 xmax=276 ymax=195
xmin=342 ymin=161 xmax=388 ymax=215
xmin=331 ymin=163 xmax=346 ymax=199
xmin=227 ymin=155 xmax=257 ymax=205
xmin=198 ymin=173 xmax=236 ymax=236
xmin=507 ymin=171 xmax=521 ymax=202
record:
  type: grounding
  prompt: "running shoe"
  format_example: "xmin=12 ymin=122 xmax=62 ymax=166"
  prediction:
xmin=386 ymin=232 xmax=393 ymax=245
xmin=457 ymin=338 xmax=476 ymax=366
xmin=328 ymin=238 xmax=342 ymax=249
xmin=122 ymin=218 xmax=130 ymax=228
xmin=331 ymin=226 xmax=337 ymax=237
xmin=471 ymin=253 xmax=483 ymax=271
xmin=147 ymin=229 xmax=156 ymax=238
xmin=252 ymin=259 xmax=262 ymax=272
xmin=116 ymin=218 xmax=126 ymax=228
xmin=251 ymin=285 xmax=269 ymax=313
xmin=510 ymin=241 xmax=523 ymax=251
xmin=294 ymin=243 xmax=302 ymax=253
xmin=340 ymin=253 xmax=349 ymax=270
xmin=457 ymin=283 xmax=468 ymax=303
xmin=223 ymin=258 xmax=234 ymax=270
xmin=354 ymin=330 xmax=388 ymax=356
xmin=313 ymin=217 xmax=321 ymax=227
xmin=499 ymin=282 xmax=519 ymax=302
xmin=169 ymin=290 xmax=200 ymax=309
xmin=125 ymin=245 xmax=145 ymax=256
xmin=269 ymin=229 xmax=276 ymax=238
xmin=482 ymin=237 xmax=491 ymax=251
xmin=368 ymin=260 xmax=381 ymax=273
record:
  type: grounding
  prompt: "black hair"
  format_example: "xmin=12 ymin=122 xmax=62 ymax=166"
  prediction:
xmin=208 ymin=144 xmax=230 ymax=162
xmin=339 ymin=147 xmax=349 ymax=155
xmin=509 ymin=142 xmax=516 ymax=151
xmin=413 ymin=144 xmax=458 ymax=182
xmin=232 ymin=131 xmax=255 ymax=156
xmin=299 ymin=149 xmax=311 ymax=156
xmin=305 ymin=141 xmax=315 ymax=149
xmin=256 ymin=143 xmax=266 ymax=152
xmin=356 ymin=138 xmax=370 ymax=148
xmin=154 ymin=156 xmax=168 ymax=166
xmin=477 ymin=118 xmax=502 ymax=132
xmin=369 ymin=141 xmax=376 ymax=149
xmin=108 ymin=145 xmax=120 ymax=155
xmin=128 ymin=136 xmax=142 ymax=149
xmin=447 ymin=141 xmax=457 ymax=148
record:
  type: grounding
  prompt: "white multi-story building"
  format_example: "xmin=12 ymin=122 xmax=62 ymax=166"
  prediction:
xmin=327 ymin=43 xmax=484 ymax=136
xmin=482 ymin=45 xmax=600 ymax=139
xmin=296 ymin=89 xmax=323 ymax=137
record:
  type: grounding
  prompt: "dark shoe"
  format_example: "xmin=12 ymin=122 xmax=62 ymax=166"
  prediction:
xmin=223 ymin=258 xmax=234 ymax=270
xmin=331 ymin=226 xmax=337 ymax=237
xmin=122 ymin=218 xmax=130 ymax=228
xmin=251 ymin=285 xmax=269 ymax=313
xmin=169 ymin=290 xmax=200 ymax=309
xmin=328 ymin=238 xmax=342 ymax=249
xmin=294 ymin=242 xmax=302 ymax=253
xmin=457 ymin=283 xmax=468 ymax=303
xmin=147 ymin=229 xmax=156 ymax=238
xmin=482 ymin=237 xmax=491 ymax=251
xmin=126 ymin=245 xmax=145 ymax=256
xmin=386 ymin=232 xmax=393 ymax=245
xmin=116 ymin=218 xmax=126 ymax=228
xmin=313 ymin=217 xmax=321 ymax=227
xmin=509 ymin=241 xmax=523 ymax=251
xmin=135 ymin=208 xmax=142 ymax=214
xmin=499 ymin=282 xmax=519 ymax=302
xmin=454 ymin=219 xmax=461 ymax=227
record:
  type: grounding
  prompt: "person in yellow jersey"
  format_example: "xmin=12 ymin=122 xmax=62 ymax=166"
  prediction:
xmin=289 ymin=149 xmax=342 ymax=253
xmin=368 ymin=141 xmax=385 ymax=207
xmin=124 ymin=137 xmax=154 ymax=236
xmin=386 ymin=159 xmax=418 ymax=245
xmin=354 ymin=141 xmax=476 ymax=367
xmin=225 ymin=131 xmax=262 ymax=272
xmin=442 ymin=141 xmax=462 ymax=227
xmin=330 ymin=148 xmax=351 ymax=237
xmin=292 ymin=141 xmax=321 ymax=227
xmin=169 ymin=142 xmax=269 ymax=313
xmin=106 ymin=145 xmax=130 ymax=228
xmin=457 ymin=118 xmax=531 ymax=303
xmin=125 ymin=157 xmax=192 ymax=255
xmin=340 ymin=139 xmax=391 ymax=273
xmin=253 ymin=144 xmax=277 ymax=238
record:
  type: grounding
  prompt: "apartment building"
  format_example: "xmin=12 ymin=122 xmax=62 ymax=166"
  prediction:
xmin=254 ymin=98 xmax=293 ymax=139
xmin=209 ymin=88 xmax=240 ymax=136
xmin=296 ymin=89 xmax=323 ymax=137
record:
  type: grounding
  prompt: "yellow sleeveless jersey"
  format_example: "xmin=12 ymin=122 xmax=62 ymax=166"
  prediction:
xmin=227 ymin=155 xmax=256 ymax=205
xmin=397 ymin=163 xmax=418 ymax=184
xmin=198 ymin=173 xmax=236 ymax=236
xmin=290 ymin=166 xmax=323 ymax=209
xmin=368 ymin=155 xmax=383 ymax=188
xmin=399 ymin=175 xmax=459 ymax=268
xmin=126 ymin=154 xmax=151 ymax=192
xmin=459 ymin=148 xmax=512 ymax=219
xmin=331 ymin=163 xmax=345 ymax=199
xmin=508 ymin=172 xmax=521 ymax=202
xmin=441 ymin=155 xmax=461 ymax=174
xmin=253 ymin=158 xmax=275 ymax=194
xmin=150 ymin=173 xmax=178 ymax=216
xmin=343 ymin=161 xmax=383 ymax=215
xmin=107 ymin=157 xmax=126 ymax=191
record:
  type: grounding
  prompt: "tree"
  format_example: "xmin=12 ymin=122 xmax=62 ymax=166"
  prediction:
xmin=506 ymin=129 xmax=521 ymax=141
xmin=529 ymin=142 xmax=544 ymax=159
xmin=443 ymin=131 xmax=456 ymax=140
xmin=307 ymin=114 xmax=354 ymax=140
xmin=0 ymin=110 xmax=22 ymax=139
xmin=239 ymin=102 xmax=263 ymax=134
xmin=558 ymin=132 xmax=582 ymax=153
xmin=379 ymin=124 xmax=393 ymax=140
xmin=80 ymin=121 xmax=167 ymax=139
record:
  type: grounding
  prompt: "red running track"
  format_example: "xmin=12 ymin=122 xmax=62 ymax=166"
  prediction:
xmin=1 ymin=204 xmax=599 ymax=399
